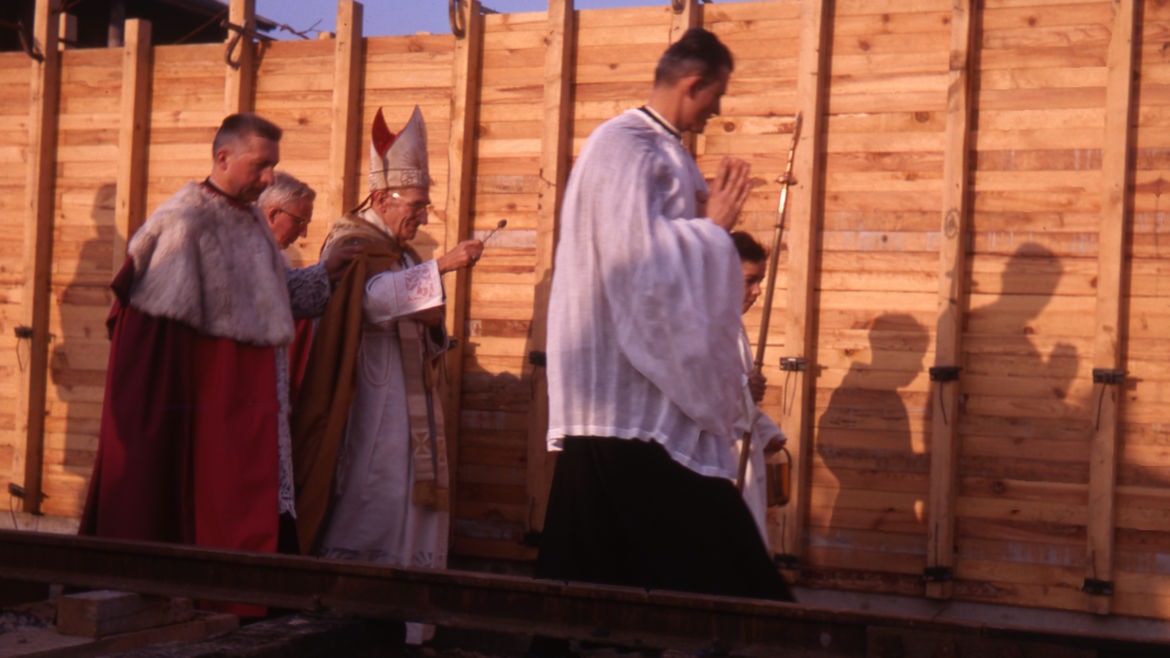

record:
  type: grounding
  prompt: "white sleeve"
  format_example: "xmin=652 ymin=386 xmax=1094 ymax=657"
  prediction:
xmin=362 ymin=259 xmax=444 ymax=325
xmin=587 ymin=135 xmax=744 ymax=437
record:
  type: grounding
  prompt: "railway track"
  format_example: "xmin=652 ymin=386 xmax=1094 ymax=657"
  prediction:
xmin=1 ymin=530 xmax=1165 ymax=657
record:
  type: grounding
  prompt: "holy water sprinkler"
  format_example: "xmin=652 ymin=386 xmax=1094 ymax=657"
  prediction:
xmin=483 ymin=219 xmax=507 ymax=244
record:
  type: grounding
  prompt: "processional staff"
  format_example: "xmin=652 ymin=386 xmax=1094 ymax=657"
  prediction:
xmin=737 ymin=113 xmax=802 ymax=494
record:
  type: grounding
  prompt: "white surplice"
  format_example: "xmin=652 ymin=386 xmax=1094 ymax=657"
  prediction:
xmin=546 ymin=108 xmax=747 ymax=479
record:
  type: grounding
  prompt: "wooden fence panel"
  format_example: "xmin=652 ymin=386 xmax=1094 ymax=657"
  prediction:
xmin=804 ymin=0 xmax=948 ymax=594
xmin=1110 ymin=0 xmax=1170 ymax=619
xmin=453 ymin=10 xmax=544 ymax=561
xmin=6 ymin=0 xmax=1170 ymax=629
xmin=40 ymin=48 xmax=122 ymax=517
xmin=954 ymin=0 xmax=1106 ymax=613
xmin=0 ymin=51 xmax=32 ymax=507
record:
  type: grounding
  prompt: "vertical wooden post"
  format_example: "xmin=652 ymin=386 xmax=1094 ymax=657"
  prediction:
xmin=774 ymin=0 xmax=831 ymax=566
xmin=327 ymin=1 xmax=364 ymax=219
xmin=113 ymin=19 xmax=152 ymax=269
xmin=18 ymin=0 xmax=62 ymax=515
xmin=925 ymin=0 xmax=978 ymax=601
xmin=669 ymin=0 xmax=701 ymax=40
xmin=1085 ymin=0 xmax=1136 ymax=616
xmin=670 ymin=0 xmax=701 ymax=154
xmin=525 ymin=0 xmax=575 ymax=536
xmin=224 ymin=0 xmax=255 ymax=115
xmin=444 ymin=0 xmax=484 ymax=510
xmin=57 ymin=12 xmax=76 ymax=51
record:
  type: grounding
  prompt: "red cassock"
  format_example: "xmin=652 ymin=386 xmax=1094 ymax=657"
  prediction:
xmin=81 ymin=260 xmax=279 ymax=615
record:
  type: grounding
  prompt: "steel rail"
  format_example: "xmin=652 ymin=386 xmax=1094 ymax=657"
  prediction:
xmin=0 ymin=530 xmax=1161 ymax=655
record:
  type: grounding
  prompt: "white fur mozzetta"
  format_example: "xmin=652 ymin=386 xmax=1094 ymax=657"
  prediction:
xmin=127 ymin=182 xmax=294 ymax=346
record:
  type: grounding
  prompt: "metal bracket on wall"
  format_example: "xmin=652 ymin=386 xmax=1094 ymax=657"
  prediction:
xmin=1083 ymin=578 xmax=1114 ymax=596
xmin=779 ymin=357 xmax=806 ymax=372
xmin=1091 ymin=368 xmax=1126 ymax=385
xmin=923 ymin=566 xmax=953 ymax=583
xmin=929 ymin=366 xmax=961 ymax=382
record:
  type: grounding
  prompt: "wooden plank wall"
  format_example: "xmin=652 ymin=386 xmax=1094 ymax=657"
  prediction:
xmin=1117 ymin=0 xmax=1170 ymax=619
xmin=8 ymin=0 xmax=1170 ymax=625
xmin=955 ymin=0 xmax=1104 ymax=612
xmin=0 ymin=52 xmax=31 ymax=496
xmin=805 ymin=0 xmax=947 ymax=595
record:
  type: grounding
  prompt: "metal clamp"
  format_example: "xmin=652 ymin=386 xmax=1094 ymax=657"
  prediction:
xmin=1083 ymin=578 xmax=1114 ymax=596
xmin=1092 ymin=368 xmax=1126 ymax=385
xmin=779 ymin=357 xmax=806 ymax=372
xmin=923 ymin=566 xmax=953 ymax=582
xmin=773 ymin=553 xmax=799 ymax=569
xmin=929 ymin=366 xmax=961 ymax=382
xmin=448 ymin=0 xmax=466 ymax=38
xmin=220 ymin=19 xmax=273 ymax=68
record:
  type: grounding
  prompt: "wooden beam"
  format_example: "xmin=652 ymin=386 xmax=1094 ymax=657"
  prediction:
xmin=224 ymin=0 xmax=255 ymax=114
xmin=773 ymin=0 xmax=831 ymax=567
xmin=670 ymin=0 xmax=701 ymax=154
xmin=18 ymin=0 xmax=62 ymax=515
xmin=525 ymin=0 xmax=575 ymax=537
xmin=669 ymin=0 xmax=701 ymax=40
xmin=1085 ymin=0 xmax=1136 ymax=616
xmin=57 ymin=12 xmax=75 ymax=51
xmin=443 ymin=0 xmax=484 ymax=513
xmin=327 ymin=1 xmax=364 ymax=219
xmin=925 ymin=0 xmax=978 ymax=601
xmin=3 ymin=530 xmax=1155 ymax=654
xmin=113 ymin=19 xmax=152 ymax=270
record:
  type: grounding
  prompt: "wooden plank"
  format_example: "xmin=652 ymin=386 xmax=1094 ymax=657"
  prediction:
xmin=56 ymin=591 xmax=195 ymax=638
xmin=113 ymin=19 xmax=151 ymax=269
xmin=524 ymin=0 xmax=574 ymax=537
xmin=1084 ymin=0 xmax=1136 ymax=616
xmin=58 ymin=12 xmax=76 ymax=52
xmin=925 ymin=0 xmax=977 ymax=600
xmin=224 ymin=0 xmax=255 ymax=114
xmin=673 ymin=0 xmax=701 ymax=154
xmin=326 ymin=1 xmax=364 ymax=219
xmin=774 ymin=0 xmax=831 ymax=566
xmin=18 ymin=0 xmax=62 ymax=515
xmin=445 ymin=0 xmax=485 ymax=528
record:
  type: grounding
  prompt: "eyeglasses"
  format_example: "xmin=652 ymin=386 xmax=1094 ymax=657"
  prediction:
xmin=279 ymin=207 xmax=311 ymax=228
xmin=390 ymin=192 xmax=432 ymax=216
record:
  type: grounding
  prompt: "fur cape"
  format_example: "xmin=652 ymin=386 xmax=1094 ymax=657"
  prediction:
xmin=127 ymin=182 xmax=294 ymax=346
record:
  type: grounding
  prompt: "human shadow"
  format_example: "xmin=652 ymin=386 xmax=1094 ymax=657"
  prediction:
xmin=815 ymin=313 xmax=930 ymax=546
xmin=960 ymin=243 xmax=1088 ymax=500
xmin=52 ymin=182 xmax=117 ymax=478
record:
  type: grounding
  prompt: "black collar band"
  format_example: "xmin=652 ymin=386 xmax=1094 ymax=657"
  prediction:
xmin=638 ymin=106 xmax=682 ymax=141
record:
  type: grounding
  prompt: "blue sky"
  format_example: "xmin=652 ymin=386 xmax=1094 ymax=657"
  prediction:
xmin=255 ymin=1 xmax=657 ymax=39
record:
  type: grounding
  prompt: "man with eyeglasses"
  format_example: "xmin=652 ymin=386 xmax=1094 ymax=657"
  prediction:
xmin=257 ymin=172 xmax=360 ymax=314
xmin=290 ymin=106 xmax=482 ymax=646
xmin=260 ymin=171 xmax=315 ymax=250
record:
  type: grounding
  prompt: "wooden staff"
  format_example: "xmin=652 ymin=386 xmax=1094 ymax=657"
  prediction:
xmin=737 ymin=113 xmax=802 ymax=492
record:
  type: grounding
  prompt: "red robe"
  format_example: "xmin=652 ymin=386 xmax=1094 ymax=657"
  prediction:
xmin=81 ymin=181 xmax=292 ymax=617
xmin=80 ymin=261 xmax=279 ymax=616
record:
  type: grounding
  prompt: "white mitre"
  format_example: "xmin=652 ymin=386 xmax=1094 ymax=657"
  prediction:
xmin=368 ymin=105 xmax=430 ymax=191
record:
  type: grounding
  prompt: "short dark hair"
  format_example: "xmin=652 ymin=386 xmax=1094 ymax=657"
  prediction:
xmin=654 ymin=28 xmax=734 ymax=88
xmin=731 ymin=231 xmax=767 ymax=264
xmin=212 ymin=113 xmax=282 ymax=156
